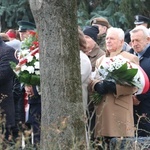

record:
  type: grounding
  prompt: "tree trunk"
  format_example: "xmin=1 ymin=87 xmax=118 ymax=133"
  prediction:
xmin=29 ymin=0 xmax=86 ymax=149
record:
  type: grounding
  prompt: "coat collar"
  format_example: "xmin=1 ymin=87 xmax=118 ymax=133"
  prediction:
xmin=142 ymin=45 xmax=150 ymax=58
xmin=109 ymin=49 xmax=123 ymax=57
xmin=87 ymin=44 xmax=100 ymax=58
xmin=130 ymin=45 xmax=150 ymax=58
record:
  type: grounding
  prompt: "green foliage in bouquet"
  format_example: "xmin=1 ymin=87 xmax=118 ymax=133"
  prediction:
xmin=90 ymin=92 xmax=103 ymax=105
xmin=103 ymin=63 xmax=139 ymax=87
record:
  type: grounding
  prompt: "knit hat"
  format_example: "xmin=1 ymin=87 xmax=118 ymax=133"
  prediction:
xmin=83 ymin=26 xmax=99 ymax=42
xmin=91 ymin=17 xmax=111 ymax=28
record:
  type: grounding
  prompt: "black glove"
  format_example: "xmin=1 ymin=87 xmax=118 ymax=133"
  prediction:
xmin=103 ymin=80 xmax=116 ymax=94
xmin=94 ymin=80 xmax=116 ymax=95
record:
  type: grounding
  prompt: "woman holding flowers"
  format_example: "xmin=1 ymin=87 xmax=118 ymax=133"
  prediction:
xmin=91 ymin=27 xmax=140 ymax=148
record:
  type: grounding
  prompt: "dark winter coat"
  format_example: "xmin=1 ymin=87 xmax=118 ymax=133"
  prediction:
xmin=130 ymin=45 xmax=150 ymax=136
xmin=13 ymin=78 xmax=25 ymax=123
xmin=0 ymin=37 xmax=18 ymax=127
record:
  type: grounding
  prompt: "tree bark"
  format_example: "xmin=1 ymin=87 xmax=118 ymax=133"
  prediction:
xmin=29 ymin=0 xmax=86 ymax=149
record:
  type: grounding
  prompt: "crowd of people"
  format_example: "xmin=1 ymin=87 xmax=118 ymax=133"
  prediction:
xmin=0 ymin=14 xmax=150 ymax=150
xmin=0 ymin=21 xmax=41 ymax=149
xmin=79 ymin=14 xmax=150 ymax=149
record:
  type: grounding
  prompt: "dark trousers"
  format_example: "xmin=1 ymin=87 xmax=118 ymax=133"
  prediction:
xmin=28 ymin=103 xmax=41 ymax=146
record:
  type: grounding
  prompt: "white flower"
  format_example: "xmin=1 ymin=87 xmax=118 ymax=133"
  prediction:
xmin=26 ymin=66 xmax=35 ymax=74
xmin=34 ymin=61 xmax=40 ymax=69
xmin=18 ymin=49 xmax=30 ymax=57
xmin=35 ymin=53 xmax=39 ymax=60
xmin=108 ymin=66 xmax=115 ymax=72
xmin=27 ymin=55 xmax=34 ymax=62
xmin=21 ymin=65 xmax=28 ymax=71
xmin=97 ymin=55 xmax=141 ymax=89
xmin=35 ymin=70 xmax=40 ymax=75
xmin=22 ymin=49 xmax=30 ymax=55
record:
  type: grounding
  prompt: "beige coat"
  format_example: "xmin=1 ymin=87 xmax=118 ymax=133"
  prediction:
xmin=92 ymin=51 xmax=139 ymax=137
xmin=87 ymin=44 xmax=105 ymax=71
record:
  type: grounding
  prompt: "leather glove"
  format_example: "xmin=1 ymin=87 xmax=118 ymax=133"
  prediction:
xmin=94 ymin=80 xmax=116 ymax=95
xmin=103 ymin=80 xmax=116 ymax=94
xmin=94 ymin=82 xmax=108 ymax=95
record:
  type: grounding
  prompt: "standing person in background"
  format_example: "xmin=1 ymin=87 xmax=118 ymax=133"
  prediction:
xmin=78 ymin=27 xmax=92 ymax=115
xmin=78 ymin=28 xmax=92 ymax=149
xmin=1 ymin=29 xmax=25 ymax=148
xmin=129 ymin=25 xmax=150 ymax=137
xmin=17 ymin=20 xmax=36 ymax=41
xmin=11 ymin=77 xmax=25 ymax=148
xmin=6 ymin=29 xmax=22 ymax=50
xmin=83 ymin=26 xmax=105 ymax=72
xmin=91 ymin=27 xmax=139 ymax=149
xmin=90 ymin=17 xmax=111 ymax=51
xmin=83 ymin=26 xmax=105 ymax=144
xmin=0 ymin=36 xmax=18 ymax=148
xmin=17 ymin=21 xmax=39 ymax=148
xmin=24 ymin=85 xmax=41 ymax=149
xmin=17 ymin=21 xmax=37 ymax=123
xmin=134 ymin=15 xmax=150 ymax=28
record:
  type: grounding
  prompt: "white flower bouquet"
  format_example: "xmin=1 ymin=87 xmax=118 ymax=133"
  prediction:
xmin=92 ymin=55 xmax=149 ymax=105
xmin=98 ymin=55 xmax=145 ymax=92
xmin=10 ymin=31 xmax=40 ymax=86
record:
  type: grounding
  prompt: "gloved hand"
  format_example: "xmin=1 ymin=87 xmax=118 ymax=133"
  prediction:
xmin=94 ymin=80 xmax=116 ymax=95
xmin=103 ymin=80 xmax=116 ymax=94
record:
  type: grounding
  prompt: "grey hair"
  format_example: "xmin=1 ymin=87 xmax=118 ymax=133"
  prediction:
xmin=107 ymin=27 xmax=125 ymax=40
xmin=130 ymin=25 xmax=149 ymax=37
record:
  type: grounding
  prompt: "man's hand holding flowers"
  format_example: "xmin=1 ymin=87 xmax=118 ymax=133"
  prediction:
xmin=94 ymin=80 xmax=116 ymax=95
xmin=92 ymin=55 xmax=149 ymax=104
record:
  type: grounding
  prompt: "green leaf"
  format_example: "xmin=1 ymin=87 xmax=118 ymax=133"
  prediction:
xmin=9 ymin=61 xmax=17 ymax=70
xmin=112 ymin=63 xmax=127 ymax=74
xmin=30 ymin=75 xmax=40 ymax=85
xmin=19 ymin=71 xmax=31 ymax=84
xmin=90 ymin=92 xmax=103 ymax=105
xmin=121 ymin=68 xmax=138 ymax=80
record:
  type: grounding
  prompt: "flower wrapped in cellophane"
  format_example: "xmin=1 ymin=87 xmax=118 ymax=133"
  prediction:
xmin=98 ymin=55 xmax=149 ymax=95
xmin=92 ymin=55 xmax=149 ymax=105
xmin=10 ymin=31 xmax=40 ymax=86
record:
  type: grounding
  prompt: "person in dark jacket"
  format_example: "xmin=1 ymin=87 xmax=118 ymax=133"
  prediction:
xmin=25 ymin=85 xmax=41 ymax=148
xmin=0 ymin=37 xmax=18 ymax=147
xmin=12 ymin=77 xmax=25 ymax=145
xmin=129 ymin=25 xmax=150 ymax=137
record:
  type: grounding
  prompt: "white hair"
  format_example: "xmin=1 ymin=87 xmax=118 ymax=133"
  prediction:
xmin=130 ymin=25 xmax=149 ymax=37
xmin=107 ymin=27 xmax=125 ymax=40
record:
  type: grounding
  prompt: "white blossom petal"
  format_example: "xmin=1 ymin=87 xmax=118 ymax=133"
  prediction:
xmin=21 ymin=65 xmax=28 ymax=71
xmin=26 ymin=66 xmax=35 ymax=74
xmin=34 ymin=61 xmax=40 ymax=69
xmin=35 ymin=53 xmax=39 ymax=60
xmin=35 ymin=70 xmax=40 ymax=75
xmin=27 ymin=55 xmax=34 ymax=62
